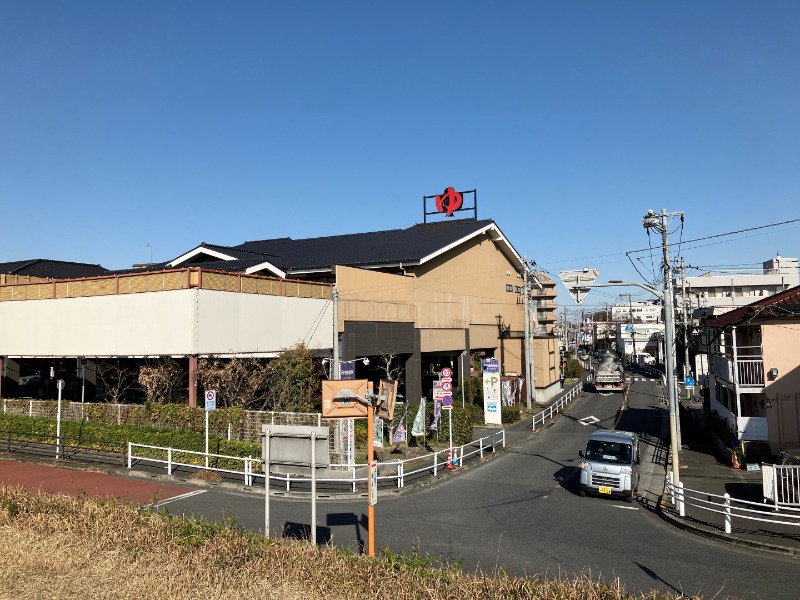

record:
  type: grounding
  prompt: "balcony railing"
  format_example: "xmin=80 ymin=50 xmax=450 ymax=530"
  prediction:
xmin=711 ymin=348 xmax=764 ymax=387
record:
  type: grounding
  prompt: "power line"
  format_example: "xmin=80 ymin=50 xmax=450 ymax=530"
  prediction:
xmin=628 ymin=216 xmax=800 ymax=255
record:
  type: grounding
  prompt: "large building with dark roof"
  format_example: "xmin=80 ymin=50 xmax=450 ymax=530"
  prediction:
xmin=0 ymin=217 xmax=561 ymax=410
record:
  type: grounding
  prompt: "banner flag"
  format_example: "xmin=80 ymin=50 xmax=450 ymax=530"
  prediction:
xmin=411 ymin=400 xmax=426 ymax=437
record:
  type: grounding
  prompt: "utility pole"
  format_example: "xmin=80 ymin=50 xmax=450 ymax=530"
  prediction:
xmin=681 ymin=258 xmax=691 ymax=380
xmin=643 ymin=209 xmax=682 ymax=489
xmin=523 ymin=257 xmax=533 ymax=410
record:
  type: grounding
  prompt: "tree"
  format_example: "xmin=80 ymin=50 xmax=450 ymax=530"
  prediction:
xmin=375 ymin=353 xmax=404 ymax=382
xmin=263 ymin=343 xmax=320 ymax=412
xmin=95 ymin=359 xmax=139 ymax=404
xmin=197 ymin=356 xmax=271 ymax=409
xmin=138 ymin=358 xmax=184 ymax=404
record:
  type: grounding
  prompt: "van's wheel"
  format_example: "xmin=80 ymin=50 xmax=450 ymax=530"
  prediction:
xmin=579 ymin=490 xmax=586 ymax=497
xmin=625 ymin=494 xmax=634 ymax=504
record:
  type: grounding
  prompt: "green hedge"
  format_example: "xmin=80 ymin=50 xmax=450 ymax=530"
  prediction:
xmin=0 ymin=413 xmax=260 ymax=471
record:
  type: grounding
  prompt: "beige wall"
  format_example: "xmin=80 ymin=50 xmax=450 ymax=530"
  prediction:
xmin=336 ymin=234 xmax=525 ymax=333
xmin=763 ymin=323 xmax=800 ymax=451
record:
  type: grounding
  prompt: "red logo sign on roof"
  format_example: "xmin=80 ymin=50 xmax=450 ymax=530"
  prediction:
xmin=435 ymin=187 xmax=463 ymax=217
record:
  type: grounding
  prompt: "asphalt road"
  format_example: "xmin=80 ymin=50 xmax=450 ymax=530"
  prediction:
xmin=158 ymin=379 xmax=800 ymax=599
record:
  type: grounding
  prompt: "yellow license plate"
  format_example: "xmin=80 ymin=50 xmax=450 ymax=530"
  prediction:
xmin=598 ymin=486 xmax=612 ymax=494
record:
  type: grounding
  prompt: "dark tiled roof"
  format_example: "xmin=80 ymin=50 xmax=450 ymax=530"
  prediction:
xmin=0 ymin=259 xmax=109 ymax=279
xmin=705 ymin=284 xmax=800 ymax=328
xmin=234 ymin=219 xmax=499 ymax=271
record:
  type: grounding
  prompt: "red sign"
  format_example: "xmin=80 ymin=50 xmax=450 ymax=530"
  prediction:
xmin=435 ymin=187 xmax=463 ymax=217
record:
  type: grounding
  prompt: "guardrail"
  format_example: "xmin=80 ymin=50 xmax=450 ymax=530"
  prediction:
xmin=665 ymin=476 xmax=800 ymax=535
xmin=128 ymin=430 xmax=506 ymax=492
xmin=762 ymin=463 xmax=800 ymax=508
xmin=531 ymin=381 xmax=583 ymax=430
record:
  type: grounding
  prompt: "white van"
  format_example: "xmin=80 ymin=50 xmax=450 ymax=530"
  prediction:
xmin=578 ymin=430 xmax=640 ymax=503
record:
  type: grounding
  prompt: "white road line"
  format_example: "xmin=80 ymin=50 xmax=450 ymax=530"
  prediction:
xmin=578 ymin=416 xmax=600 ymax=426
xmin=612 ymin=505 xmax=639 ymax=510
xmin=147 ymin=489 xmax=207 ymax=509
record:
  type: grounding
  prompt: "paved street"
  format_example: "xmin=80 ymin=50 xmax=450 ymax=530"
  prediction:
xmin=144 ymin=378 xmax=800 ymax=599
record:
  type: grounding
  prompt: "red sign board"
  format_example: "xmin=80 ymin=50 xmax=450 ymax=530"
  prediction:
xmin=435 ymin=187 xmax=463 ymax=217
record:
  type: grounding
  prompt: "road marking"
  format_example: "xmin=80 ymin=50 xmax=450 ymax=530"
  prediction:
xmin=612 ymin=505 xmax=639 ymax=510
xmin=147 ymin=489 xmax=207 ymax=509
xmin=578 ymin=416 xmax=600 ymax=426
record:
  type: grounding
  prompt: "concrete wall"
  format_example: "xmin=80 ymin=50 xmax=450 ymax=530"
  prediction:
xmin=0 ymin=289 xmax=333 ymax=357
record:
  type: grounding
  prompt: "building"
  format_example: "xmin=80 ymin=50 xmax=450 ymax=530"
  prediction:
xmin=610 ymin=300 xmax=662 ymax=324
xmin=704 ymin=285 xmax=800 ymax=454
xmin=681 ymin=255 xmax=799 ymax=319
xmin=1 ymin=218 xmax=562 ymax=408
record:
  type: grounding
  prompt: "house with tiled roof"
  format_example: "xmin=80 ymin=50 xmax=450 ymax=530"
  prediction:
xmin=703 ymin=284 xmax=800 ymax=454
xmin=0 ymin=259 xmax=109 ymax=284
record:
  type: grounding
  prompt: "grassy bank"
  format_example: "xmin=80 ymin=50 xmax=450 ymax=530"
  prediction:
xmin=0 ymin=485 xmax=690 ymax=599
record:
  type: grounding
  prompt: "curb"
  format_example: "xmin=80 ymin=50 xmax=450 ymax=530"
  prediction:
xmin=657 ymin=498 xmax=800 ymax=559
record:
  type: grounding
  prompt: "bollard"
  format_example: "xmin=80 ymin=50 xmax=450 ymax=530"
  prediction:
xmin=678 ymin=481 xmax=685 ymax=517
xmin=479 ymin=436 xmax=484 ymax=459
xmin=724 ymin=493 xmax=732 ymax=534
xmin=167 ymin=448 xmax=173 ymax=475
xmin=433 ymin=451 xmax=438 ymax=477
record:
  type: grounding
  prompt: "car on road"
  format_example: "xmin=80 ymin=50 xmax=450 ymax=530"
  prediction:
xmin=578 ymin=430 xmax=640 ymax=503
xmin=635 ymin=353 xmax=656 ymax=366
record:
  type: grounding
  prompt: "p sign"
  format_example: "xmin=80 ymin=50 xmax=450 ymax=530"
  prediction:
xmin=205 ymin=390 xmax=217 ymax=412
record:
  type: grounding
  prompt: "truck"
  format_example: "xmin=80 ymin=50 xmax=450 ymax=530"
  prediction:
xmin=594 ymin=354 xmax=625 ymax=393
xmin=578 ymin=430 xmax=640 ymax=503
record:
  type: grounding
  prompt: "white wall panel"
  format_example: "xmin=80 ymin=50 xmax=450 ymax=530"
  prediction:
xmin=0 ymin=289 xmax=333 ymax=357
xmin=196 ymin=290 xmax=332 ymax=354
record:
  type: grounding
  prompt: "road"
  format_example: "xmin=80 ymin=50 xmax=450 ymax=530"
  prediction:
xmin=127 ymin=378 xmax=800 ymax=598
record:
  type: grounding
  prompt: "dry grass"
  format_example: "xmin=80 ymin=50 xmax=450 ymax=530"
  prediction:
xmin=0 ymin=485 xmax=694 ymax=600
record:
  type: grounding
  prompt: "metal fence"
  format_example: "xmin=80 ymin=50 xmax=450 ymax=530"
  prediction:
xmin=665 ymin=476 xmax=800 ymax=535
xmin=128 ymin=429 xmax=506 ymax=493
xmin=531 ymin=381 xmax=584 ymax=430
xmin=762 ymin=463 xmax=800 ymax=508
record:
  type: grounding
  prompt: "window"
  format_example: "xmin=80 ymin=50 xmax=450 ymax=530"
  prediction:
xmin=506 ymin=284 xmax=513 ymax=292
xmin=515 ymin=286 xmax=522 ymax=294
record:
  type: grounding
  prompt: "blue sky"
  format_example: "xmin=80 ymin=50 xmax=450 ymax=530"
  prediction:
xmin=2 ymin=1 xmax=799 ymax=311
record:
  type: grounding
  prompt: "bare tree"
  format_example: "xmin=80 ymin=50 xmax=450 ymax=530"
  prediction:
xmin=138 ymin=358 xmax=184 ymax=404
xmin=375 ymin=353 xmax=404 ymax=383
xmin=197 ymin=357 xmax=271 ymax=409
xmin=95 ymin=359 xmax=139 ymax=404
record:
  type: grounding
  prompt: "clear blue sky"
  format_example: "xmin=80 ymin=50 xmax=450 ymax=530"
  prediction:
xmin=2 ymin=1 xmax=799 ymax=310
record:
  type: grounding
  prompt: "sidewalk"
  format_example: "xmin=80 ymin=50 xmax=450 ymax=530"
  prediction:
xmin=652 ymin=398 xmax=800 ymax=557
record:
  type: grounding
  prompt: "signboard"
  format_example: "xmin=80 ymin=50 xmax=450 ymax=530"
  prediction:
xmin=205 ymin=390 xmax=216 ymax=412
xmin=376 ymin=379 xmax=398 ymax=421
xmin=321 ymin=379 xmax=369 ymax=419
xmin=624 ymin=324 xmax=634 ymax=333
xmin=481 ymin=359 xmax=502 ymax=425
xmin=558 ymin=269 xmax=599 ymax=305
xmin=369 ymin=460 xmax=378 ymax=506
xmin=262 ymin=424 xmax=329 ymax=476
xmin=440 ymin=368 xmax=453 ymax=411
xmin=685 ymin=376 xmax=695 ymax=389
xmin=339 ymin=361 xmax=355 ymax=380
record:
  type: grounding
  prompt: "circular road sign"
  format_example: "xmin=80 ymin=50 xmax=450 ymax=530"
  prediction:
xmin=685 ymin=376 xmax=695 ymax=388
xmin=441 ymin=367 xmax=452 ymax=378
xmin=442 ymin=395 xmax=453 ymax=407
xmin=206 ymin=390 xmax=216 ymax=402
xmin=442 ymin=381 xmax=453 ymax=393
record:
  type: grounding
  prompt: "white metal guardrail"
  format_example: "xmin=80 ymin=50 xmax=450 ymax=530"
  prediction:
xmin=128 ymin=429 xmax=506 ymax=492
xmin=762 ymin=464 xmax=800 ymax=508
xmin=665 ymin=476 xmax=800 ymax=535
xmin=531 ymin=382 xmax=583 ymax=430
